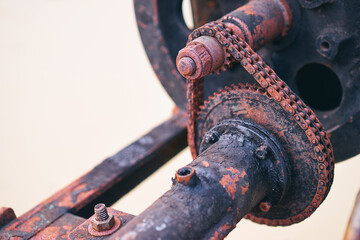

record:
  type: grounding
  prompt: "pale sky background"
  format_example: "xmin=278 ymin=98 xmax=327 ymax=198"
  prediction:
xmin=0 ymin=1 xmax=360 ymax=239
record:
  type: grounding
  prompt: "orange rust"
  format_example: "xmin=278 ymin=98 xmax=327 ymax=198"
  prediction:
xmin=210 ymin=231 xmax=221 ymax=240
xmin=175 ymin=166 xmax=195 ymax=185
xmin=219 ymin=175 xmax=238 ymax=199
xmin=219 ymin=168 xmax=241 ymax=200
xmin=76 ymin=190 xmax=97 ymax=209
xmin=63 ymin=225 xmax=73 ymax=231
xmin=239 ymin=170 xmax=246 ymax=178
xmin=137 ymin=20 xmax=147 ymax=29
xmin=202 ymin=160 xmax=210 ymax=167
xmin=226 ymin=167 xmax=240 ymax=174
xmin=259 ymin=201 xmax=271 ymax=213
xmin=3 ymin=174 xmax=90 ymax=232
xmin=209 ymin=223 xmax=232 ymax=240
xmin=58 ymin=194 xmax=74 ymax=208
xmin=18 ymin=216 xmax=41 ymax=232
xmin=241 ymin=183 xmax=249 ymax=195
xmin=219 ymin=223 xmax=232 ymax=232
xmin=226 ymin=207 xmax=231 ymax=212
xmin=88 ymin=217 xmax=121 ymax=237
xmin=69 ymin=208 xmax=133 ymax=239
xmin=31 ymin=226 xmax=61 ymax=240
xmin=186 ymin=2 xmax=334 ymax=224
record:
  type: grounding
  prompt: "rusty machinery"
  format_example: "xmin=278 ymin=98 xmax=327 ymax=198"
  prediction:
xmin=1 ymin=0 xmax=360 ymax=239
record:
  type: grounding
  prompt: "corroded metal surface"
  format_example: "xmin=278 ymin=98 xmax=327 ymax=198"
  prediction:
xmin=178 ymin=2 xmax=334 ymax=225
xmin=31 ymin=213 xmax=85 ymax=240
xmin=1 ymin=0 xmax=360 ymax=239
xmin=134 ymin=0 xmax=189 ymax=109
xmin=110 ymin=120 xmax=289 ymax=240
xmin=0 ymin=208 xmax=16 ymax=229
xmin=196 ymin=84 xmax=332 ymax=225
xmin=0 ymin=113 xmax=187 ymax=239
xmin=88 ymin=204 xmax=119 ymax=236
xmin=137 ymin=0 xmax=360 ymax=162
xmin=177 ymin=0 xmax=292 ymax=79
xmin=69 ymin=208 xmax=134 ymax=239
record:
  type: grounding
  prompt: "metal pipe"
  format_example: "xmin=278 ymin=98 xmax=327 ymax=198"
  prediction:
xmin=110 ymin=120 xmax=289 ymax=240
xmin=176 ymin=0 xmax=292 ymax=79
xmin=222 ymin=0 xmax=292 ymax=49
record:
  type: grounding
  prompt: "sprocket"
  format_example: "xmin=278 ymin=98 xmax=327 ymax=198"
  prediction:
xmin=195 ymin=83 xmax=334 ymax=226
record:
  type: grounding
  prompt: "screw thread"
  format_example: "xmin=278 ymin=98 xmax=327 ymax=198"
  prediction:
xmin=94 ymin=203 xmax=109 ymax=221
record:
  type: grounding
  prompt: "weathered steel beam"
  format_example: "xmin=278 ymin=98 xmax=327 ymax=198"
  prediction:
xmin=0 ymin=112 xmax=187 ymax=239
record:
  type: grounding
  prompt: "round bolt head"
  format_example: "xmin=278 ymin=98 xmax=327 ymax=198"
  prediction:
xmin=259 ymin=201 xmax=271 ymax=213
xmin=177 ymin=57 xmax=196 ymax=76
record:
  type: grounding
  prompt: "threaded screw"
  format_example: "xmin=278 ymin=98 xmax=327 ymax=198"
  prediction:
xmin=94 ymin=203 xmax=109 ymax=221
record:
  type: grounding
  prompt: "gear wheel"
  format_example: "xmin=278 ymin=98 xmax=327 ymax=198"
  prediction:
xmin=195 ymin=84 xmax=334 ymax=226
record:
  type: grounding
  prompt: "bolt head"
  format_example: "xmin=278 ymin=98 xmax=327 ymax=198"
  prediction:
xmin=91 ymin=214 xmax=115 ymax=232
xmin=259 ymin=201 xmax=271 ymax=213
xmin=205 ymin=131 xmax=219 ymax=144
xmin=255 ymin=145 xmax=268 ymax=160
xmin=177 ymin=57 xmax=196 ymax=76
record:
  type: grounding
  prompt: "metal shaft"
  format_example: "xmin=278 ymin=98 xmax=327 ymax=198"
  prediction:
xmin=176 ymin=0 xmax=292 ymax=79
xmin=110 ymin=120 xmax=289 ymax=240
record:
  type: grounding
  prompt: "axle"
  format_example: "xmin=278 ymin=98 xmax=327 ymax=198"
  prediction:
xmin=111 ymin=120 xmax=289 ymax=239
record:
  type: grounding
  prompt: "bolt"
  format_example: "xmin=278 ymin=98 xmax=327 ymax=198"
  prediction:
xmin=204 ymin=131 xmax=219 ymax=144
xmin=91 ymin=203 xmax=115 ymax=232
xmin=255 ymin=145 xmax=268 ymax=160
xmin=94 ymin=203 xmax=109 ymax=221
xmin=259 ymin=201 xmax=271 ymax=213
xmin=177 ymin=57 xmax=196 ymax=76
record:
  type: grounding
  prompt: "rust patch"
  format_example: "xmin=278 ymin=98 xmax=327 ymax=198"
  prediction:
xmin=58 ymin=194 xmax=74 ymax=208
xmin=202 ymin=160 xmax=210 ymax=167
xmin=219 ymin=168 xmax=241 ymax=200
xmin=32 ymin=226 xmax=61 ymax=240
xmin=68 ymin=208 xmax=135 ymax=240
xmin=209 ymin=223 xmax=233 ymax=240
xmin=18 ymin=216 xmax=41 ymax=232
xmin=219 ymin=223 xmax=232 ymax=232
xmin=241 ymin=183 xmax=250 ymax=195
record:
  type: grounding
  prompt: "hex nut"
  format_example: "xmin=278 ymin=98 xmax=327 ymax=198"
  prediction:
xmin=91 ymin=213 xmax=115 ymax=232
